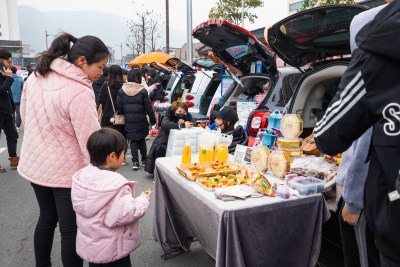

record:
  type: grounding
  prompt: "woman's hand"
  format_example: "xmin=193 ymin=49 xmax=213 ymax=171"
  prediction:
xmin=143 ymin=190 xmax=151 ymax=197
xmin=185 ymin=121 xmax=194 ymax=128
xmin=178 ymin=119 xmax=185 ymax=124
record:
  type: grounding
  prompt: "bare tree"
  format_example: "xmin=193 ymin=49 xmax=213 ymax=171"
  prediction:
xmin=126 ymin=9 xmax=162 ymax=56
xmin=146 ymin=12 xmax=162 ymax=52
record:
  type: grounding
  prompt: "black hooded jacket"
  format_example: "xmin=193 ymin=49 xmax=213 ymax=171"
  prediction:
xmin=314 ymin=1 xmax=400 ymax=261
xmin=145 ymin=107 xmax=193 ymax=174
xmin=224 ymin=125 xmax=248 ymax=153
xmin=147 ymin=76 xmax=165 ymax=102
xmin=116 ymin=82 xmax=156 ymax=140
xmin=0 ymin=72 xmax=15 ymax=114
xmin=92 ymin=75 xmax=106 ymax=108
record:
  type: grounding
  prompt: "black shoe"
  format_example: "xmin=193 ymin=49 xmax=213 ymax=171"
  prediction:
xmin=141 ymin=160 xmax=146 ymax=167
xmin=132 ymin=161 xmax=140 ymax=170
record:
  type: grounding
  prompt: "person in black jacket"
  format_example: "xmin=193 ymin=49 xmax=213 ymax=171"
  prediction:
xmin=147 ymin=69 xmax=165 ymax=103
xmin=92 ymin=66 xmax=108 ymax=108
xmin=145 ymin=101 xmax=194 ymax=174
xmin=213 ymin=106 xmax=248 ymax=153
xmin=314 ymin=1 xmax=400 ymax=265
xmin=0 ymin=49 xmax=19 ymax=172
xmin=98 ymin=65 xmax=125 ymax=136
xmin=116 ymin=69 xmax=156 ymax=170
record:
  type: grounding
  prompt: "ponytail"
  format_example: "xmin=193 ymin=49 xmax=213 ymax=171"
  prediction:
xmin=35 ymin=32 xmax=109 ymax=77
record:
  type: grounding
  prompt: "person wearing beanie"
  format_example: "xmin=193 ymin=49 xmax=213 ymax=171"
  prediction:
xmin=212 ymin=106 xmax=248 ymax=153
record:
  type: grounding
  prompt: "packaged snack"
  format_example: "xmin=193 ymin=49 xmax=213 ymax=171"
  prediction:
xmin=278 ymin=147 xmax=303 ymax=157
xmin=251 ymin=146 xmax=270 ymax=172
xmin=276 ymin=185 xmax=290 ymax=199
xmin=277 ymin=137 xmax=302 ymax=148
xmin=269 ymin=151 xmax=291 ymax=179
xmin=289 ymin=177 xmax=325 ymax=196
xmin=280 ymin=114 xmax=303 ymax=139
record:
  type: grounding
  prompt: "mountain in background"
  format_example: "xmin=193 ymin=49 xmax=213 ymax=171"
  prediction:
xmin=18 ymin=5 xmax=187 ymax=57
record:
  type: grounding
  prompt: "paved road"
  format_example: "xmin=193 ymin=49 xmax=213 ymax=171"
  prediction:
xmin=0 ymin=130 xmax=215 ymax=267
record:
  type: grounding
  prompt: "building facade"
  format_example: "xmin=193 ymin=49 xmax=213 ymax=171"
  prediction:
xmin=0 ymin=0 xmax=20 ymax=40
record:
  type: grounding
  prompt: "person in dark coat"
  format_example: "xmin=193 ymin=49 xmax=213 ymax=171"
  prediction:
xmin=92 ymin=66 xmax=108 ymax=108
xmin=0 ymin=49 xmax=19 ymax=172
xmin=145 ymin=101 xmax=194 ymax=174
xmin=98 ymin=65 xmax=125 ymax=136
xmin=213 ymin=106 xmax=248 ymax=153
xmin=147 ymin=69 xmax=165 ymax=103
xmin=116 ymin=69 xmax=156 ymax=170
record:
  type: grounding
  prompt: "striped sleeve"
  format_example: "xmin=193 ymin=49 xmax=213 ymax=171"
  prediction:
xmin=314 ymin=57 xmax=372 ymax=155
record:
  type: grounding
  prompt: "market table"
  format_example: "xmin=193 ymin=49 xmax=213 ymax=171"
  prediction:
xmin=152 ymin=156 xmax=331 ymax=267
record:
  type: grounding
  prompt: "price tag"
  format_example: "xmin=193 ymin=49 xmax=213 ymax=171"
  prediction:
xmin=233 ymin=145 xmax=248 ymax=165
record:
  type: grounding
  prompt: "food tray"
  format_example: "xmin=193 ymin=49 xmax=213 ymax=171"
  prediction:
xmin=177 ymin=161 xmax=243 ymax=181
xmin=195 ymin=173 xmax=248 ymax=191
xmin=195 ymin=180 xmax=215 ymax=192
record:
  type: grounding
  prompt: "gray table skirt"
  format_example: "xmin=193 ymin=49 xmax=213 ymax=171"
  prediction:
xmin=152 ymin=156 xmax=331 ymax=267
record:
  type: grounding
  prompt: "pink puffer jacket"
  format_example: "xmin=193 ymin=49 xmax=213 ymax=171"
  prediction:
xmin=71 ymin=165 xmax=149 ymax=263
xmin=18 ymin=58 xmax=101 ymax=188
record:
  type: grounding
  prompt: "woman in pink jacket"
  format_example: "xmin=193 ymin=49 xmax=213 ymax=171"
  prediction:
xmin=72 ymin=128 xmax=150 ymax=266
xmin=18 ymin=33 xmax=109 ymax=267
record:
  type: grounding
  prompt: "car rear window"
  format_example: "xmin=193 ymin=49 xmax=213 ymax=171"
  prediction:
xmin=280 ymin=7 xmax=363 ymax=45
xmin=266 ymin=71 xmax=302 ymax=111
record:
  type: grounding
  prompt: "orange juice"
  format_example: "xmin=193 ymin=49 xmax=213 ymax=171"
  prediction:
xmin=181 ymin=144 xmax=191 ymax=164
xmin=216 ymin=144 xmax=228 ymax=163
xmin=199 ymin=146 xmax=213 ymax=162
xmin=212 ymin=145 xmax=217 ymax=161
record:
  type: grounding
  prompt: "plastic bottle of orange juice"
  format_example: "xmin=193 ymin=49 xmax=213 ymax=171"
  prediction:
xmin=216 ymin=144 xmax=228 ymax=162
xmin=182 ymin=140 xmax=191 ymax=164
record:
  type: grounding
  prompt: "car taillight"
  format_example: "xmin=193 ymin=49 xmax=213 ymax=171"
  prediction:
xmin=186 ymin=101 xmax=194 ymax=108
xmin=164 ymin=92 xmax=169 ymax=96
xmin=246 ymin=110 xmax=270 ymax=137
xmin=186 ymin=95 xmax=194 ymax=100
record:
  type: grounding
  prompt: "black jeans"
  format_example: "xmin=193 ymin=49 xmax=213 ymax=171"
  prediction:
xmin=380 ymin=253 xmax=400 ymax=267
xmin=89 ymin=255 xmax=132 ymax=267
xmin=31 ymin=183 xmax=83 ymax=267
xmin=14 ymin=103 xmax=21 ymax=128
xmin=0 ymin=112 xmax=18 ymax=157
xmin=339 ymin=201 xmax=379 ymax=267
xmin=130 ymin=139 xmax=147 ymax=162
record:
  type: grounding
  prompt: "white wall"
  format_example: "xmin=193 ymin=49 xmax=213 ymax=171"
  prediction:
xmin=0 ymin=0 xmax=20 ymax=40
xmin=7 ymin=0 xmax=20 ymax=40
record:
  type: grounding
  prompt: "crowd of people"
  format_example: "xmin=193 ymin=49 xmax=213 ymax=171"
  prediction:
xmin=0 ymin=1 xmax=399 ymax=266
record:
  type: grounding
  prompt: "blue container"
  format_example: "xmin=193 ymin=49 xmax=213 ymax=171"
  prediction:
xmin=266 ymin=110 xmax=282 ymax=131
xmin=262 ymin=133 xmax=278 ymax=148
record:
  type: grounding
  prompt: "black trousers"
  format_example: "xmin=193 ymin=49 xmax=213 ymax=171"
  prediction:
xmin=130 ymin=139 xmax=147 ymax=162
xmin=89 ymin=255 xmax=132 ymax=267
xmin=31 ymin=183 xmax=83 ymax=267
xmin=0 ymin=112 xmax=18 ymax=157
xmin=339 ymin=201 xmax=379 ymax=267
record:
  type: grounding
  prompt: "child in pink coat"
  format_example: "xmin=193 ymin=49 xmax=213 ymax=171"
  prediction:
xmin=71 ymin=128 xmax=151 ymax=266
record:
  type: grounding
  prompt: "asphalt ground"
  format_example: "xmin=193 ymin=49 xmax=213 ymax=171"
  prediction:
xmin=0 ymin=129 xmax=215 ymax=267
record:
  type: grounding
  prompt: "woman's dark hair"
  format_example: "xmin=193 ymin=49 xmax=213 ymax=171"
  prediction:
xmin=87 ymin=128 xmax=127 ymax=166
xmin=221 ymin=119 xmax=235 ymax=133
xmin=148 ymin=68 xmax=158 ymax=78
xmin=140 ymin=67 xmax=149 ymax=77
xmin=171 ymin=101 xmax=188 ymax=114
xmin=122 ymin=69 xmax=128 ymax=76
xmin=35 ymin=33 xmax=109 ymax=77
xmin=127 ymin=69 xmax=142 ymax=84
xmin=107 ymin=65 xmax=124 ymax=89
xmin=103 ymin=66 xmax=109 ymax=76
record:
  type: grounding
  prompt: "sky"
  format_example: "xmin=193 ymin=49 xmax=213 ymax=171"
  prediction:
xmin=17 ymin=0 xmax=288 ymax=38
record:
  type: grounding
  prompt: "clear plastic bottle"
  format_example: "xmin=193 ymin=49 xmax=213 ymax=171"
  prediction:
xmin=253 ymin=137 xmax=261 ymax=147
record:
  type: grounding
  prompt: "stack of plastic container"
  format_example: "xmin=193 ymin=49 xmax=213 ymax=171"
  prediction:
xmin=277 ymin=114 xmax=304 ymax=161
xmin=262 ymin=110 xmax=283 ymax=148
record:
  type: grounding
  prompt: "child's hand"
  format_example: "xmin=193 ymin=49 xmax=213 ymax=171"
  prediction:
xmin=143 ymin=190 xmax=151 ymax=197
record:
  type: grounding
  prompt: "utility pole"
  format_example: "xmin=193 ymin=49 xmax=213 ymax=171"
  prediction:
xmin=241 ymin=0 xmax=244 ymax=27
xmin=166 ymin=0 xmax=170 ymax=54
xmin=120 ymin=43 xmax=123 ymax=66
xmin=186 ymin=0 xmax=193 ymax=65
xmin=45 ymin=30 xmax=56 ymax=50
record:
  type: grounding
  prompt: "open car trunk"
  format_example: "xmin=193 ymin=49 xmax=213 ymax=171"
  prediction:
xmin=170 ymin=74 xmax=196 ymax=103
xmin=222 ymin=75 xmax=270 ymax=109
xmin=200 ymin=73 xmax=222 ymax=115
xmin=287 ymin=63 xmax=348 ymax=137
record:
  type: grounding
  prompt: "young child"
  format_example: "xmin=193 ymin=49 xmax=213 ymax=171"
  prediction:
xmin=71 ymin=128 xmax=150 ymax=267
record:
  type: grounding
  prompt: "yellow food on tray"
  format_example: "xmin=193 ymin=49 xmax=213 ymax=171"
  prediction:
xmin=210 ymin=161 xmax=232 ymax=171
xmin=197 ymin=173 xmax=247 ymax=189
